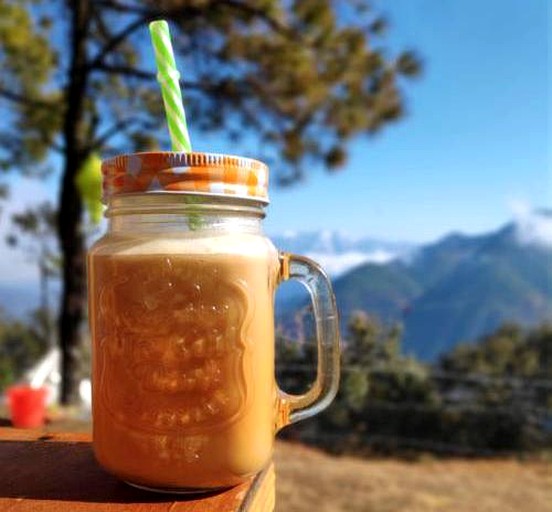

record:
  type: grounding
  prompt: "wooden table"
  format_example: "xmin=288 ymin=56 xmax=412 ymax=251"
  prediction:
xmin=0 ymin=428 xmax=275 ymax=511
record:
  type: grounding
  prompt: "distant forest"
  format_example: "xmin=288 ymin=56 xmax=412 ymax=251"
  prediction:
xmin=277 ymin=314 xmax=552 ymax=456
xmin=1 ymin=308 xmax=550 ymax=455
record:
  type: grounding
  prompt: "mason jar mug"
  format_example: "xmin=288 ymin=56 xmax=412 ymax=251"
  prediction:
xmin=87 ymin=152 xmax=340 ymax=492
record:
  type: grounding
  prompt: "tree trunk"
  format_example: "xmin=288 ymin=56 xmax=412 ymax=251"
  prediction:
xmin=38 ymin=257 xmax=52 ymax=347
xmin=57 ymin=0 xmax=90 ymax=405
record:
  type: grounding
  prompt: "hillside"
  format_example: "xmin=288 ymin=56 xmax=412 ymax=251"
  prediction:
xmin=332 ymin=261 xmax=422 ymax=324
xmin=402 ymin=226 xmax=552 ymax=358
xmin=285 ymin=213 xmax=552 ymax=360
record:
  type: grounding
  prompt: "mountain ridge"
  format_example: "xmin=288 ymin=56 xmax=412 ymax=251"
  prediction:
xmin=276 ymin=212 xmax=552 ymax=360
xmin=336 ymin=216 xmax=552 ymax=359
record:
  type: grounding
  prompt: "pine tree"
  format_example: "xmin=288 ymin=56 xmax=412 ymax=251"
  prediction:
xmin=0 ymin=0 xmax=420 ymax=403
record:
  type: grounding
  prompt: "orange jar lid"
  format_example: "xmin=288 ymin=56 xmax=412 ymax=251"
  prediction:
xmin=101 ymin=152 xmax=269 ymax=203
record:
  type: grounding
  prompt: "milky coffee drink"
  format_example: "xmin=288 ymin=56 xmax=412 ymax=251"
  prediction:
xmin=89 ymin=234 xmax=280 ymax=489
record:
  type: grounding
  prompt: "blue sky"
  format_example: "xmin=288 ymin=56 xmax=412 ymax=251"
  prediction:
xmin=261 ymin=0 xmax=550 ymax=240
xmin=0 ymin=0 xmax=549 ymax=284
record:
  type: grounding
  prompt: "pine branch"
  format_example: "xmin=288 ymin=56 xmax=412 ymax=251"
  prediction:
xmin=97 ymin=0 xmax=295 ymax=39
xmin=220 ymin=0 xmax=294 ymax=38
xmin=41 ymin=134 xmax=64 ymax=155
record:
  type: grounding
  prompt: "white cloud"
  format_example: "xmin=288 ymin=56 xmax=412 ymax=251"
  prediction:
xmin=305 ymin=250 xmax=396 ymax=277
xmin=335 ymin=230 xmax=366 ymax=243
xmin=509 ymin=199 xmax=552 ymax=248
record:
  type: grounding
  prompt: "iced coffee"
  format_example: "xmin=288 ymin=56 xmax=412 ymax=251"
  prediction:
xmin=88 ymin=152 xmax=340 ymax=492
xmin=89 ymin=234 xmax=280 ymax=489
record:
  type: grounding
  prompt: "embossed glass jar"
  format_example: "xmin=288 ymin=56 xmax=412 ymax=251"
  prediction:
xmin=87 ymin=152 xmax=340 ymax=492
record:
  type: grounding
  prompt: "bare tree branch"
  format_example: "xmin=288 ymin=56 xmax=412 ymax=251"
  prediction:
xmin=90 ymin=63 xmax=219 ymax=94
xmin=0 ymin=86 xmax=60 ymax=111
xmin=95 ymin=0 xmax=205 ymax=22
xmin=91 ymin=63 xmax=156 ymax=81
xmin=87 ymin=15 xmax=147 ymax=71
xmin=87 ymin=117 xmax=139 ymax=152
xmin=94 ymin=0 xmax=156 ymax=17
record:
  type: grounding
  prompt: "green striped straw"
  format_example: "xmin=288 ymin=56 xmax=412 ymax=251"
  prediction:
xmin=149 ymin=20 xmax=192 ymax=152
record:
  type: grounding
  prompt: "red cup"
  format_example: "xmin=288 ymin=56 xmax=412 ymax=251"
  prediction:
xmin=6 ymin=385 xmax=48 ymax=428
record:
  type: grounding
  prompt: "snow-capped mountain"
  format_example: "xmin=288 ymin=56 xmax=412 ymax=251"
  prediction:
xmin=279 ymin=212 xmax=552 ymax=360
xmin=270 ymin=230 xmax=416 ymax=276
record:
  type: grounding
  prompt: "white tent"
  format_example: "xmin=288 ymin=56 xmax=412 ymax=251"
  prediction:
xmin=24 ymin=347 xmax=91 ymax=412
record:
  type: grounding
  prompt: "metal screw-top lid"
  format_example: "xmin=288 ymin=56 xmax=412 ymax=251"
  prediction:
xmin=101 ymin=152 xmax=269 ymax=203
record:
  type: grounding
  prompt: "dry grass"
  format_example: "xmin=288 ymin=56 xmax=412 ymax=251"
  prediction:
xmin=274 ymin=442 xmax=552 ymax=512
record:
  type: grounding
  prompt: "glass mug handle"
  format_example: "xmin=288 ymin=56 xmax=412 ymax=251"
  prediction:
xmin=275 ymin=252 xmax=341 ymax=430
